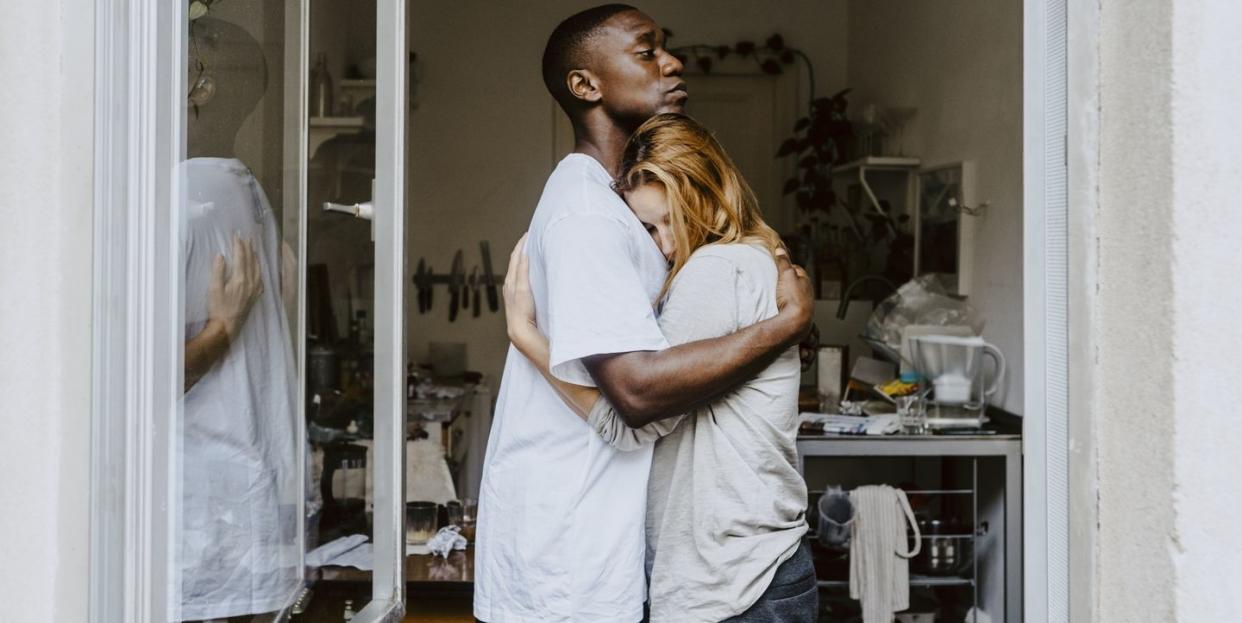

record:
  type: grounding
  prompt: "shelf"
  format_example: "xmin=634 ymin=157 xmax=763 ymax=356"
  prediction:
xmin=831 ymin=156 xmax=922 ymax=174
xmin=340 ymin=79 xmax=376 ymax=90
xmin=309 ymin=116 xmax=365 ymax=128
xmin=817 ymin=575 xmax=974 ymax=589
xmin=809 ymin=488 xmax=973 ymax=496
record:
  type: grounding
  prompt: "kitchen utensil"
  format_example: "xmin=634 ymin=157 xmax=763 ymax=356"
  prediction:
xmin=899 ymin=324 xmax=974 ymax=374
xmin=448 ymin=250 xmax=464 ymax=321
xmin=816 ymin=487 xmax=854 ymax=549
xmin=480 ymin=240 xmax=499 ymax=312
xmin=910 ymin=334 xmax=1006 ymax=413
xmin=470 ymin=266 xmax=481 ymax=318
xmin=414 ymin=259 xmax=433 ymax=313
xmin=308 ymin=342 xmax=338 ymax=393
xmin=911 ymin=519 xmax=973 ymax=576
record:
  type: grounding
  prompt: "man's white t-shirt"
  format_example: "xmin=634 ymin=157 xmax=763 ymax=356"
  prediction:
xmin=178 ymin=157 xmax=300 ymax=621
xmin=474 ymin=154 xmax=670 ymax=623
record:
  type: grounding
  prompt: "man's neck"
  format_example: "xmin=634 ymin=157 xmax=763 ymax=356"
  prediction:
xmin=571 ymin=111 xmax=636 ymax=177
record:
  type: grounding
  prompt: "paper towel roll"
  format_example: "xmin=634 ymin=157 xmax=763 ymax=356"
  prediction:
xmin=817 ymin=346 xmax=844 ymax=407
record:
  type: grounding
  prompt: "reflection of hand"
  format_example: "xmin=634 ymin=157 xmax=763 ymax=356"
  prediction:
xmin=208 ymin=234 xmax=264 ymax=343
xmin=502 ymin=233 xmax=538 ymax=347
xmin=773 ymin=248 xmax=814 ymax=344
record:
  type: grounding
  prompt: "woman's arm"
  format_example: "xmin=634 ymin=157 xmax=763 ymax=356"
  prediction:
xmin=503 ymin=235 xmax=598 ymax=420
xmin=185 ymin=236 xmax=263 ymax=391
xmin=503 ymin=236 xmax=681 ymax=450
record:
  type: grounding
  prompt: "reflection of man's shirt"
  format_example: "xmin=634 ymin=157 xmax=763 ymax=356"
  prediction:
xmin=178 ymin=157 xmax=299 ymax=621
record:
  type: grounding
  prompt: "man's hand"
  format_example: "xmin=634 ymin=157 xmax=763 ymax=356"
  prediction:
xmin=207 ymin=234 xmax=264 ymax=343
xmin=773 ymin=248 xmax=814 ymax=346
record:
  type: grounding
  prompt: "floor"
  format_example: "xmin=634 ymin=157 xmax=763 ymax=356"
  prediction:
xmin=292 ymin=585 xmax=474 ymax=622
xmin=403 ymin=594 xmax=474 ymax=622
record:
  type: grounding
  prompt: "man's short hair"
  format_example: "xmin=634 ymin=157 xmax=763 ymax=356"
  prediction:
xmin=541 ymin=4 xmax=639 ymax=110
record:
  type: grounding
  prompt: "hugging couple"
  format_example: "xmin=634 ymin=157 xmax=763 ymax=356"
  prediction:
xmin=475 ymin=5 xmax=818 ymax=623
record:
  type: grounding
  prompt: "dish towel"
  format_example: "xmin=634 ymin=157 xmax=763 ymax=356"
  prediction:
xmin=849 ymin=485 xmax=922 ymax=623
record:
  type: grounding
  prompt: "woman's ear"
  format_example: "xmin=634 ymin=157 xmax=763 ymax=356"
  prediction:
xmin=567 ymin=69 xmax=603 ymax=103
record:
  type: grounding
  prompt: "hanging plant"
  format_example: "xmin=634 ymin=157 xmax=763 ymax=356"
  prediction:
xmin=778 ymin=88 xmax=853 ymax=215
xmin=666 ymin=31 xmax=851 ymax=216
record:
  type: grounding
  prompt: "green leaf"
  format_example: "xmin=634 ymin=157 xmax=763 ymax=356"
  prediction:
xmin=794 ymin=117 xmax=810 ymax=131
xmin=783 ymin=178 xmax=801 ymax=195
xmin=799 ymin=155 xmax=817 ymax=169
xmin=776 ymin=138 xmax=799 ymax=157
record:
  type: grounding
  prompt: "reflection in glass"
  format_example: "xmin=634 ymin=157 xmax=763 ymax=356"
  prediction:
xmin=918 ymin=166 xmax=963 ymax=291
xmin=176 ymin=7 xmax=302 ymax=622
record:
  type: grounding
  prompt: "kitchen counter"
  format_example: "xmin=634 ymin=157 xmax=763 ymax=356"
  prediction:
xmin=318 ymin=547 xmax=474 ymax=585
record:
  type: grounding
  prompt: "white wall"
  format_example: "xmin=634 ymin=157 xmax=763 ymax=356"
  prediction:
xmin=1168 ymin=0 xmax=1242 ymax=619
xmin=845 ymin=0 xmax=1025 ymax=414
xmin=407 ymin=0 xmax=848 ymax=384
xmin=1095 ymin=0 xmax=1177 ymax=619
xmin=0 ymin=1 xmax=94 ymax=621
xmin=1092 ymin=0 xmax=1242 ymax=620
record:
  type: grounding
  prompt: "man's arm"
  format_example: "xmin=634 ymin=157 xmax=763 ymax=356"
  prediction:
xmin=584 ymin=249 xmax=813 ymax=428
xmin=503 ymin=235 xmax=678 ymax=450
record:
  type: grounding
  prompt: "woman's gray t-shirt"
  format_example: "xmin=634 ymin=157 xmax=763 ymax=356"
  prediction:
xmin=586 ymin=243 xmax=809 ymax=623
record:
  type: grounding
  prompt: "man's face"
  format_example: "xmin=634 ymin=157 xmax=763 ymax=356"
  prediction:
xmin=589 ymin=11 xmax=686 ymax=125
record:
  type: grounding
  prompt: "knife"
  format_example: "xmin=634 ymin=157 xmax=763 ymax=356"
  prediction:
xmin=470 ymin=266 xmax=482 ymax=318
xmin=414 ymin=259 xmax=429 ymax=313
xmin=449 ymin=250 xmax=464 ymax=321
xmin=480 ymin=240 xmax=499 ymax=312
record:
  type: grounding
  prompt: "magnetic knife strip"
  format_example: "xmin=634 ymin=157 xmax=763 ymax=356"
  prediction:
xmin=412 ymin=241 xmax=501 ymax=321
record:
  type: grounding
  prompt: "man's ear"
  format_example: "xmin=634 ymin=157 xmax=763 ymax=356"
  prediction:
xmin=567 ymin=69 xmax=603 ymax=104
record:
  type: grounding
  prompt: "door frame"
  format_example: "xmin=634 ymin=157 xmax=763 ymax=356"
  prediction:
xmin=89 ymin=1 xmax=407 ymax=621
xmin=1024 ymin=0 xmax=1084 ymax=620
xmin=92 ymin=0 xmax=1077 ymax=620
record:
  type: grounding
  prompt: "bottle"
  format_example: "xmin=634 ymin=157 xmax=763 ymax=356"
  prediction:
xmin=406 ymin=362 xmax=416 ymax=400
xmin=342 ymin=598 xmax=355 ymax=621
xmin=310 ymin=52 xmax=333 ymax=118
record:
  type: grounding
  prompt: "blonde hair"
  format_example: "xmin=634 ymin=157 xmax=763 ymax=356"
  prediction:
xmin=615 ymin=113 xmax=784 ymax=299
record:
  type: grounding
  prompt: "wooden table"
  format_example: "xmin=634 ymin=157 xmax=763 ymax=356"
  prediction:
xmin=317 ymin=547 xmax=474 ymax=585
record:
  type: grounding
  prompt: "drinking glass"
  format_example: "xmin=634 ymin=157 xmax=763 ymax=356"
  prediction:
xmin=445 ymin=500 xmax=463 ymax=528
xmin=896 ymin=394 xmax=927 ymax=434
xmin=460 ymin=497 xmax=478 ymax=543
xmin=405 ymin=501 xmax=438 ymax=546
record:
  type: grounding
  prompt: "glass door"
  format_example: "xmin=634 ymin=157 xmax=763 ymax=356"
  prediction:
xmin=165 ymin=0 xmax=405 ymax=620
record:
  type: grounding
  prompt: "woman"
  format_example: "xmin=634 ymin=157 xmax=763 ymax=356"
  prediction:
xmin=502 ymin=113 xmax=816 ymax=623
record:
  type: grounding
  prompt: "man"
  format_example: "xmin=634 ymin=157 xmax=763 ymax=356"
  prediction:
xmin=473 ymin=6 xmax=814 ymax=622
xmin=177 ymin=16 xmax=300 ymax=623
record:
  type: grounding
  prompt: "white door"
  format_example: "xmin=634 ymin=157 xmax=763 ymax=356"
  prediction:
xmin=91 ymin=1 xmax=406 ymax=621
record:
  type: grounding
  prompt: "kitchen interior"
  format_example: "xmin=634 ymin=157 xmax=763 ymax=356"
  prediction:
xmin=207 ymin=0 xmax=1024 ymax=621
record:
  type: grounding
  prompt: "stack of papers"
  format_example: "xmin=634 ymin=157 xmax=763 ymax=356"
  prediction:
xmin=799 ymin=413 xmax=902 ymax=436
